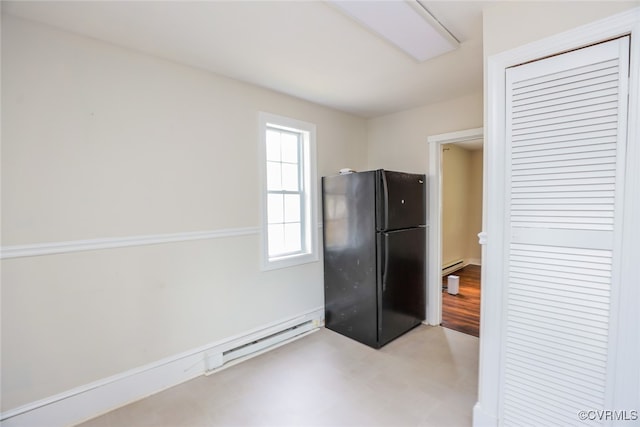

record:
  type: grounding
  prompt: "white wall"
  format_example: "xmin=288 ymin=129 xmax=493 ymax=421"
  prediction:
xmin=0 ymin=15 xmax=367 ymax=411
xmin=483 ymin=1 xmax=639 ymax=57
xmin=366 ymin=91 xmax=483 ymax=174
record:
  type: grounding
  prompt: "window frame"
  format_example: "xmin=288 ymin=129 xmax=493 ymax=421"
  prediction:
xmin=258 ymin=112 xmax=318 ymax=271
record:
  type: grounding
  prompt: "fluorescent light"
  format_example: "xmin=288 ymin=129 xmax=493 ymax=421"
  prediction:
xmin=329 ymin=0 xmax=459 ymax=62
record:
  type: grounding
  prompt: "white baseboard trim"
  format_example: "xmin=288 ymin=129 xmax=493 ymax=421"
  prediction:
xmin=442 ymin=258 xmax=482 ymax=277
xmin=0 ymin=307 xmax=324 ymax=427
xmin=473 ymin=402 xmax=499 ymax=427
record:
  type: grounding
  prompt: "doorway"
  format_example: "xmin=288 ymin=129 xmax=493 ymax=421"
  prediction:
xmin=426 ymin=127 xmax=483 ymax=330
xmin=441 ymin=141 xmax=483 ymax=336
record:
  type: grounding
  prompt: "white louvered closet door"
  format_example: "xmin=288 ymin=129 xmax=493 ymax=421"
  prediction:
xmin=502 ymin=36 xmax=630 ymax=425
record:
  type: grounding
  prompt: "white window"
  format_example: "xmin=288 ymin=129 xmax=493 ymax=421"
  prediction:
xmin=259 ymin=112 xmax=317 ymax=270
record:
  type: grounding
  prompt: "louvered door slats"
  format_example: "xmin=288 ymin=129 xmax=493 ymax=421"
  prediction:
xmin=506 ymin=370 xmax=604 ymax=408
xmin=513 ymin=148 xmax=616 ymax=162
xmin=513 ymin=93 xmax=619 ymax=118
xmin=501 ymin=36 xmax=629 ymax=426
xmin=506 ymin=326 xmax=609 ymax=356
xmin=514 ymin=178 xmax=615 ymax=188
xmin=512 ymin=59 xmax=618 ymax=90
xmin=513 ymin=122 xmax=618 ymax=142
xmin=513 ymin=147 xmax=617 ymax=163
xmin=513 ymin=77 xmax=619 ymax=106
xmin=512 ymin=175 xmax=616 ymax=185
xmin=513 ymin=183 xmax=614 ymax=193
xmin=515 ymin=101 xmax=618 ymax=124
xmin=506 ymin=354 xmax=606 ymax=396
xmin=509 ymin=274 xmax=611 ymax=293
xmin=510 ymin=244 xmax=613 ymax=261
xmin=511 ymin=130 xmax=617 ymax=148
xmin=512 ymin=109 xmax=618 ymax=134
xmin=504 ymin=396 xmax=565 ymax=427
xmin=506 ymin=329 xmax=608 ymax=368
xmin=512 ymin=85 xmax=618 ymax=114
xmin=512 ymin=61 xmax=619 ymax=103
xmin=512 ymin=191 xmax=613 ymax=200
xmin=511 ymin=257 xmax=611 ymax=272
xmin=513 ymin=106 xmax=617 ymax=129
xmin=510 ymin=265 xmax=610 ymax=285
xmin=514 ymin=141 xmax=617 ymax=158
xmin=513 ymin=199 xmax=614 ymax=208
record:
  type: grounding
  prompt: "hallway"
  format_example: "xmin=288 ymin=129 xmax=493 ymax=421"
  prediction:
xmin=442 ymin=265 xmax=481 ymax=337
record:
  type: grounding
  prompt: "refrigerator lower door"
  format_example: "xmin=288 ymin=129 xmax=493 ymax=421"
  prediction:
xmin=377 ymin=227 xmax=426 ymax=347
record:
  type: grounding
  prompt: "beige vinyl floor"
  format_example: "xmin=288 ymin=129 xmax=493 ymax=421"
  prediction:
xmin=78 ymin=325 xmax=478 ymax=427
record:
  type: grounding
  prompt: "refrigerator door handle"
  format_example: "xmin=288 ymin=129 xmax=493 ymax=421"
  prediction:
xmin=383 ymin=246 xmax=389 ymax=292
xmin=380 ymin=234 xmax=389 ymax=292
xmin=379 ymin=170 xmax=389 ymax=231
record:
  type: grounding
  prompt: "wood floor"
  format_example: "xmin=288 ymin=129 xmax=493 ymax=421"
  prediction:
xmin=441 ymin=264 xmax=481 ymax=337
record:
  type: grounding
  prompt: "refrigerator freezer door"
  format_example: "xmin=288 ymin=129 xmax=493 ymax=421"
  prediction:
xmin=322 ymin=171 xmax=378 ymax=348
xmin=377 ymin=170 xmax=426 ymax=231
xmin=377 ymin=227 xmax=426 ymax=347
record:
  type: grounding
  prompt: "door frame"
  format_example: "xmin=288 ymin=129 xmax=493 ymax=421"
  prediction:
xmin=475 ymin=7 xmax=640 ymax=426
xmin=426 ymin=127 xmax=483 ymax=326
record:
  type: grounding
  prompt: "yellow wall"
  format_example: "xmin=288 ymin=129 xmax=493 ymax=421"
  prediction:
xmin=441 ymin=145 xmax=469 ymax=266
xmin=467 ymin=149 xmax=483 ymax=262
xmin=441 ymin=145 xmax=483 ymax=268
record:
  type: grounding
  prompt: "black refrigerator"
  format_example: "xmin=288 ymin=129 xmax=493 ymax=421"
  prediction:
xmin=322 ymin=169 xmax=426 ymax=348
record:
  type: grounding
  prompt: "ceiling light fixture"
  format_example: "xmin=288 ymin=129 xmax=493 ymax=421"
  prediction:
xmin=328 ymin=0 xmax=459 ymax=62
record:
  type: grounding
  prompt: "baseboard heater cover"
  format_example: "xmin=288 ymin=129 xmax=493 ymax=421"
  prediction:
xmin=442 ymin=259 xmax=464 ymax=276
xmin=204 ymin=318 xmax=318 ymax=373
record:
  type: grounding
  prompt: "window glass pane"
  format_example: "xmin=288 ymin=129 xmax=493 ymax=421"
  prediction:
xmin=268 ymin=224 xmax=285 ymax=256
xmin=267 ymin=194 xmax=284 ymax=224
xmin=266 ymin=161 xmax=282 ymax=191
xmin=261 ymin=113 xmax=316 ymax=266
xmin=281 ymin=163 xmax=299 ymax=191
xmin=281 ymin=133 xmax=299 ymax=163
xmin=266 ymin=130 xmax=281 ymax=161
xmin=284 ymin=194 xmax=300 ymax=222
xmin=284 ymin=223 xmax=302 ymax=253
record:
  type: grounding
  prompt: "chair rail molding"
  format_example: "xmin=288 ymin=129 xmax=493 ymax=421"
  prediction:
xmin=0 ymin=227 xmax=259 ymax=259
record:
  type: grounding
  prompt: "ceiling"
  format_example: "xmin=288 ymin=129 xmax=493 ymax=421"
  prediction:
xmin=453 ymin=139 xmax=483 ymax=151
xmin=2 ymin=1 xmax=486 ymax=118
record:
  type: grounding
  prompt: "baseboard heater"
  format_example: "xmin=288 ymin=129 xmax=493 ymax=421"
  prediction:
xmin=204 ymin=317 xmax=318 ymax=374
xmin=442 ymin=259 xmax=464 ymax=277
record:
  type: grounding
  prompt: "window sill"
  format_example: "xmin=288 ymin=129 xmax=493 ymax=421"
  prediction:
xmin=261 ymin=252 xmax=319 ymax=271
